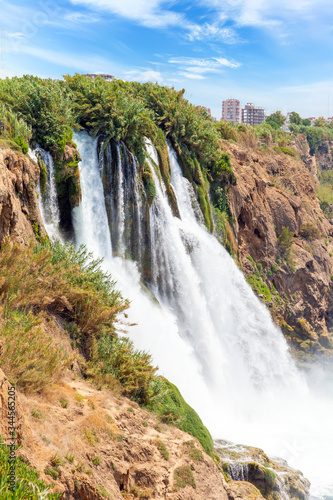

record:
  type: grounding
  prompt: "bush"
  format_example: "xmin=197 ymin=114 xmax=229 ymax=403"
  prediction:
xmin=13 ymin=136 xmax=29 ymax=154
xmin=277 ymin=226 xmax=294 ymax=257
xmin=300 ymin=223 xmax=321 ymax=240
xmin=0 ymin=241 xmax=128 ymax=390
xmin=0 ymin=437 xmax=60 ymax=499
xmin=174 ymin=466 xmax=196 ymax=489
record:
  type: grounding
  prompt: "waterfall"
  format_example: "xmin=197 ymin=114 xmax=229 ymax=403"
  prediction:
xmin=68 ymin=130 xmax=333 ymax=499
xmin=28 ymin=146 xmax=62 ymax=242
xmin=228 ymin=463 xmax=249 ymax=482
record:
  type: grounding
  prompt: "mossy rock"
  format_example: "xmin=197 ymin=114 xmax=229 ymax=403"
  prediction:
xmin=142 ymin=164 xmax=156 ymax=206
xmin=38 ymin=156 xmax=48 ymax=196
xmin=150 ymin=377 xmax=214 ymax=457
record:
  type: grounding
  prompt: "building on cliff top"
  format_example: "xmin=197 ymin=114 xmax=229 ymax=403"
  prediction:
xmin=82 ymin=73 xmax=115 ymax=81
xmin=242 ymin=103 xmax=266 ymax=125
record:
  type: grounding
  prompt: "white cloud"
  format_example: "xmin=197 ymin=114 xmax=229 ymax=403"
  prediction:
xmin=125 ymin=69 xmax=163 ymax=83
xmin=186 ymin=23 xmax=238 ymax=43
xmin=69 ymin=0 xmax=185 ymax=28
xmin=169 ymin=56 xmax=241 ymax=75
xmin=7 ymin=32 xmax=26 ymax=39
xmin=179 ymin=72 xmax=206 ymax=80
xmin=63 ymin=12 xmax=100 ymax=23
xmin=200 ymin=0 xmax=333 ymax=29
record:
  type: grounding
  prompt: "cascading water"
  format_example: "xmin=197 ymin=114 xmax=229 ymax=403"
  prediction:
xmin=28 ymin=146 xmax=62 ymax=242
xmin=56 ymin=130 xmax=333 ymax=499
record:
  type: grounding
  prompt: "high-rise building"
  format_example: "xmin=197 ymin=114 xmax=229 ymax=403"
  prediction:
xmin=222 ymin=99 xmax=242 ymax=123
xmin=242 ymin=103 xmax=266 ymax=125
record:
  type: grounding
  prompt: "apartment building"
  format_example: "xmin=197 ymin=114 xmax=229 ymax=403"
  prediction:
xmin=242 ymin=103 xmax=266 ymax=125
xmin=222 ymin=99 xmax=242 ymax=123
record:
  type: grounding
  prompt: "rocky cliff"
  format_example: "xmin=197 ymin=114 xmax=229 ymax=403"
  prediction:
xmin=0 ymin=145 xmax=46 ymax=244
xmin=223 ymin=138 xmax=333 ymax=361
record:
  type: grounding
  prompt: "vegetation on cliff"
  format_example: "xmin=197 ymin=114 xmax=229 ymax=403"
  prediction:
xmin=0 ymin=238 xmax=213 ymax=455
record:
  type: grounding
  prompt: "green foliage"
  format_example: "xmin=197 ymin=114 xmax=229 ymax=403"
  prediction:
xmin=60 ymin=398 xmax=69 ymax=408
xmin=0 ymin=76 xmax=74 ymax=155
xmin=65 ymin=74 xmax=156 ymax=165
xmin=147 ymin=377 xmax=214 ymax=456
xmin=13 ymin=136 xmax=29 ymax=154
xmin=156 ymin=441 xmax=169 ymax=460
xmin=289 ymin=111 xmax=302 ymax=125
xmin=302 ymin=118 xmax=311 ymax=127
xmin=314 ymin=116 xmax=327 ymax=128
xmin=142 ymin=165 xmax=156 ymax=206
xmin=90 ymin=334 xmax=157 ymax=405
xmin=0 ymin=102 xmax=32 ymax=144
xmin=0 ymin=437 xmax=60 ymax=499
xmin=277 ymin=226 xmax=294 ymax=258
xmin=183 ymin=440 xmax=204 ymax=462
xmin=246 ymin=274 xmax=272 ymax=302
xmin=265 ymin=111 xmax=286 ymax=129
xmin=300 ymin=223 xmax=321 ymax=240
xmin=174 ymin=466 xmax=196 ymax=489
xmin=38 ymin=157 xmax=48 ymax=196
xmin=316 ymin=170 xmax=333 ymax=217
xmin=289 ymin=124 xmax=333 ymax=154
xmin=273 ymin=146 xmax=295 ymax=156
xmin=0 ymin=241 xmax=128 ymax=390
xmin=212 ymin=153 xmax=235 ymax=184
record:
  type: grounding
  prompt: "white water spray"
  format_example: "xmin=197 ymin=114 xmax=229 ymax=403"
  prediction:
xmin=64 ymin=131 xmax=333 ymax=499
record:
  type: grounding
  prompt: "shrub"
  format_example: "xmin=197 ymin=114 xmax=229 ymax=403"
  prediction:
xmin=156 ymin=441 xmax=169 ymax=460
xmin=183 ymin=440 xmax=204 ymax=462
xmin=300 ymin=223 xmax=321 ymax=240
xmin=0 ymin=444 xmax=61 ymax=500
xmin=277 ymin=226 xmax=294 ymax=257
xmin=13 ymin=136 xmax=29 ymax=154
xmin=174 ymin=466 xmax=196 ymax=489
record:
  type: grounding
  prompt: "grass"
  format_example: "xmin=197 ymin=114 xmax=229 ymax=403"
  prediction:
xmin=65 ymin=452 xmax=75 ymax=463
xmin=183 ymin=440 xmax=203 ymax=462
xmin=97 ymin=485 xmax=110 ymax=498
xmin=0 ymin=240 xmax=128 ymax=391
xmin=0 ymin=436 xmax=60 ymax=499
xmin=147 ymin=378 xmax=214 ymax=457
xmin=174 ymin=466 xmax=196 ymax=489
xmin=156 ymin=441 xmax=169 ymax=460
xmin=31 ymin=408 xmax=45 ymax=420
xmin=92 ymin=455 xmax=101 ymax=466
xmin=60 ymin=398 xmax=69 ymax=408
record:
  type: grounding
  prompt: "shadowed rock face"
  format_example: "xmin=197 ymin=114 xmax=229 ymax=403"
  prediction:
xmin=0 ymin=146 xmax=46 ymax=245
xmin=223 ymin=140 xmax=333 ymax=360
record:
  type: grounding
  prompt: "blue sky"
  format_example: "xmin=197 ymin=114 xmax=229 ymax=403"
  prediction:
xmin=1 ymin=0 xmax=333 ymax=119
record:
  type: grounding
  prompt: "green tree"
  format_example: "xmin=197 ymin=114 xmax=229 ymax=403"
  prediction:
xmin=302 ymin=118 xmax=311 ymax=127
xmin=314 ymin=116 xmax=327 ymax=128
xmin=289 ymin=111 xmax=302 ymax=125
xmin=265 ymin=111 xmax=286 ymax=129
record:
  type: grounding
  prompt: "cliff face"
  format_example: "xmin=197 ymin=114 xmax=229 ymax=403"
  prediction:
xmin=0 ymin=146 xmax=46 ymax=244
xmin=224 ymin=140 xmax=333 ymax=360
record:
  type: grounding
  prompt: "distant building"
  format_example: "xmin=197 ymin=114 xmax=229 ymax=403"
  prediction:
xmin=222 ymin=99 xmax=242 ymax=124
xmin=308 ymin=117 xmax=316 ymax=126
xmin=82 ymin=73 xmax=115 ymax=82
xmin=242 ymin=103 xmax=265 ymax=125
xmin=282 ymin=112 xmax=292 ymax=131
xmin=327 ymin=117 xmax=333 ymax=125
